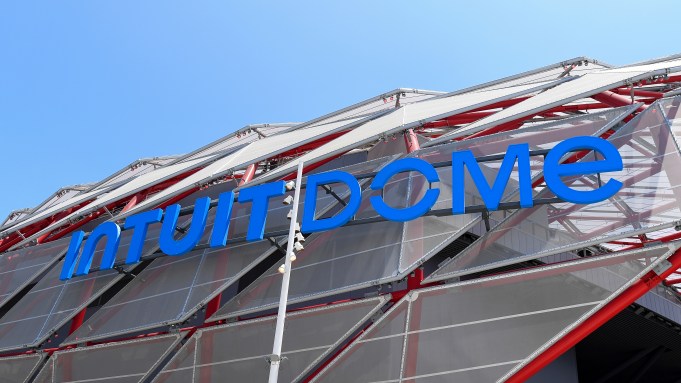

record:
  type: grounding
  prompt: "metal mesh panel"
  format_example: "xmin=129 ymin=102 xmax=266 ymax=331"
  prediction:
xmin=0 ymin=237 xmax=70 ymax=310
xmin=152 ymin=297 xmax=388 ymax=383
xmin=32 ymin=334 xmax=181 ymax=383
xmin=311 ymin=244 xmax=674 ymax=383
xmin=427 ymin=102 xmax=681 ymax=280
xmin=0 ymin=353 xmax=44 ymax=383
xmin=0 ymin=224 xmax=163 ymax=352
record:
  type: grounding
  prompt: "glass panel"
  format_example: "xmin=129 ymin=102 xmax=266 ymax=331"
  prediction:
xmin=152 ymin=297 xmax=387 ymax=383
xmin=0 ymin=223 xmax=163 ymax=352
xmin=311 ymin=244 xmax=674 ymax=383
xmin=32 ymin=334 xmax=180 ymax=383
xmin=0 ymin=237 xmax=70 ymax=309
xmin=428 ymin=103 xmax=681 ymax=280
xmin=0 ymin=353 xmax=44 ymax=383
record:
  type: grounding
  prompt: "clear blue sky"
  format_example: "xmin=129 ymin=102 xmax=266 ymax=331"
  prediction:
xmin=0 ymin=1 xmax=677 ymax=219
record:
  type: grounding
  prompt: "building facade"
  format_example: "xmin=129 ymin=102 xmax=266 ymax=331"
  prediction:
xmin=1 ymin=55 xmax=681 ymax=382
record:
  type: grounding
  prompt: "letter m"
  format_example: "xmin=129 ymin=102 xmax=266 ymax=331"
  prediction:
xmin=451 ymin=143 xmax=533 ymax=214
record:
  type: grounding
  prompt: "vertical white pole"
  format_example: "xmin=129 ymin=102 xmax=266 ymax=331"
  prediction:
xmin=268 ymin=160 xmax=304 ymax=383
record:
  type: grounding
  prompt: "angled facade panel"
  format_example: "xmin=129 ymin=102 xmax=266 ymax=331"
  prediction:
xmin=0 ymin=237 xmax=70 ymax=310
xmin=311 ymin=245 xmax=675 ymax=383
xmin=0 ymin=353 xmax=44 ymax=383
xmin=0 ymin=223 xmax=164 ymax=352
xmin=33 ymin=334 xmax=181 ymax=383
xmin=153 ymin=297 xmax=388 ymax=383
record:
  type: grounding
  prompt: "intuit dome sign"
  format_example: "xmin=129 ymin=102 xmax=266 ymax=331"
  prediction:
xmin=3 ymin=57 xmax=681 ymax=383
xmin=60 ymin=136 xmax=623 ymax=281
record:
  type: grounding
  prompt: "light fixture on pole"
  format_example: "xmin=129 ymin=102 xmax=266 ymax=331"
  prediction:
xmin=268 ymin=160 xmax=304 ymax=383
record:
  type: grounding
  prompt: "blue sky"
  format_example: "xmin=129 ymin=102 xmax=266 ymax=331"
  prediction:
xmin=0 ymin=0 xmax=677 ymax=219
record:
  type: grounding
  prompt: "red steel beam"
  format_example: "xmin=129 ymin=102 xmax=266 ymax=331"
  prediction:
xmin=591 ymin=91 xmax=647 ymax=112
xmin=612 ymin=87 xmax=665 ymax=99
xmin=506 ymin=246 xmax=681 ymax=383
xmin=404 ymin=128 xmax=421 ymax=153
xmin=664 ymin=277 xmax=681 ymax=286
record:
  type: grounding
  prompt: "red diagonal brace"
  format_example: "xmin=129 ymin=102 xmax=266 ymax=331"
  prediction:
xmin=506 ymin=246 xmax=681 ymax=383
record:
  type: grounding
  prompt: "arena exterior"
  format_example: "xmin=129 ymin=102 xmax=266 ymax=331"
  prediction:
xmin=2 ymin=54 xmax=681 ymax=382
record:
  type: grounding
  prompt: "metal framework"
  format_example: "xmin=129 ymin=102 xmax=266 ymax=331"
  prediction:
xmin=1 ymin=54 xmax=681 ymax=382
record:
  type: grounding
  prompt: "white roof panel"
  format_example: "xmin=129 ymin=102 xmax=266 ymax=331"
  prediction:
xmin=244 ymin=79 xmax=566 ymax=187
xmin=8 ymin=156 xmax=217 ymax=250
xmin=0 ymin=186 xmax=111 ymax=237
xmin=427 ymin=60 xmax=681 ymax=145
xmin=116 ymin=116 xmax=368 ymax=218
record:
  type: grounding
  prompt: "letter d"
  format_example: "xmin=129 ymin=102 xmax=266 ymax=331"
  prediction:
xmin=301 ymin=171 xmax=361 ymax=234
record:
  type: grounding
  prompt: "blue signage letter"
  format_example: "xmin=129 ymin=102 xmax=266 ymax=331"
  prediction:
xmin=59 ymin=231 xmax=86 ymax=281
xmin=239 ymin=181 xmax=286 ymax=241
xmin=544 ymin=136 xmax=623 ymax=204
xmin=71 ymin=222 xmax=122 ymax=278
xmin=210 ymin=191 xmax=235 ymax=248
xmin=159 ymin=197 xmax=210 ymax=256
xmin=124 ymin=209 xmax=163 ymax=264
xmin=370 ymin=158 xmax=440 ymax=222
xmin=452 ymin=143 xmax=533 ymax=214
xmin=301 ymin=171 xmax=361 ymax=233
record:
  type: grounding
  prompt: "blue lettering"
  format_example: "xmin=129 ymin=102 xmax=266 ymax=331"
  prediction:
xmin=124 ymin=209 xmax=163 ymax=264
xmin=159 ymin=197 xmax=210 ymax=256
xmin=544 ymin=136 xmax=623 ymax=204
xmin=238 ymin=181 xmax=286 ymax=241
xmin=62 ymin=222 xmax=121 ymax=279
xmin=59 ymin=231 xmax=86 ymax=281
xmin=370 ymin=158 xmax=440 ymax=222
xmin=452 ymin=143 xmax=533 ymax=214
xmin=209 ymin=191 xmax=235 ymax=248
xmin=57 ymin=137 xmax=626 ymax=280
xmin=301 ymin=171 xmax=361 ymax=233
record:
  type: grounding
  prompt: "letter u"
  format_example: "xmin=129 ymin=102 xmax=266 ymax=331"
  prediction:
xmin=159 ymin=197 xmax=211 ymax=256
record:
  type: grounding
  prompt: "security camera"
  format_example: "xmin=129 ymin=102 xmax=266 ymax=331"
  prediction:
xmin=282 ymin=195 xmax=294 ymax=205
xmin=295 ymin=233 xmax=306 ymax=243
xmin=293 ymin=242 xmax=304 ymax=252
xmin=285 ymin=181 xmax=296 ymax=191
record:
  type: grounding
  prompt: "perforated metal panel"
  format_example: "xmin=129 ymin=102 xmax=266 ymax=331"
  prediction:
xmin=0 ymin=223 xmax=164 ymax=352
xmin=0 ymin=237 xmax=70 ymax=310
xmin=0 ymin=353 xmax=44 ymax=383
xmin=33 ymin=334 xmax=181 ymax=383
xmin=152 ymin=297 xmax=388 ymax=383
xmin=311 ymin=244 xmax=675 ymax=383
